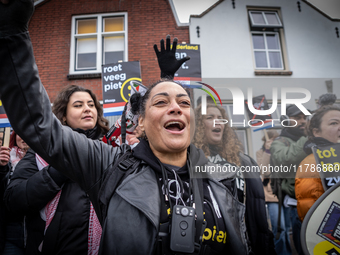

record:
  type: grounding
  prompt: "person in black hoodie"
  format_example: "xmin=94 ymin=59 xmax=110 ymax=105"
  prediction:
xmin=1 ymin=2 xmax=258 ymax=254
xmin=193 ymin=103 xmax=276 ymax=255
xmin=4 ymin=85 xmax=109 ymax=255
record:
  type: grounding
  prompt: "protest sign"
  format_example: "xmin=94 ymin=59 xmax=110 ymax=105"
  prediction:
xmin=102 ymin=81 xmax=148 ymax=146
xmin=0 ymin=101 xmax=11 ymax=128
xmin=174 ymin=44 xmax=201 ymax=86
xmin=244 ymin=95 xmax=272 ymax=131
xmin=301 ymin=181 xmax=340 ymax=255
xmin=312 ymin=143 xmax=340 ymax=191
xmin=102 ymin=61 xmax=141 ymax=116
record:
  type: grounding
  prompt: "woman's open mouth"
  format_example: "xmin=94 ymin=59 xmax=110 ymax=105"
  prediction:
xmin=212 ymin=127 xmax=221 ymax=133
xmin=164 ymin=121 xmax=185 ymax=133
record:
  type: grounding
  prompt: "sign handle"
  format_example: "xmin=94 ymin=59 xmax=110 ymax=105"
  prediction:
xmin=3 ymin=127 xmax=10 ymax=147
xmin=263 ymin=129 xmax=269 ymax=141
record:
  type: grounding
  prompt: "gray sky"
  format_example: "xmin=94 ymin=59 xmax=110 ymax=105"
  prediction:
xmin=172 ymin=0 xmax=219 ymax=23
xmin=308 ymin=0 xmax=340 ymax=19
xmin=172 ymin=0 xmax=340 ymax=23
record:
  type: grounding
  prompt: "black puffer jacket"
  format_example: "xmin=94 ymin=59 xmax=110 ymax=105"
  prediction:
xmin=0 ymin=161 xmax=26 ymax=253
xmin=0 ymin=163 xmax=10 ymax=253
xmin=4 ymin=149 xmax=91 ymax=255
xmin=0 ymin=32 xmax=274 ymax=255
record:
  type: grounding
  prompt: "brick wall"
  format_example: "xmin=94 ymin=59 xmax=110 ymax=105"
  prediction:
xmin=29 ymin=0 xmax=189 ymax=102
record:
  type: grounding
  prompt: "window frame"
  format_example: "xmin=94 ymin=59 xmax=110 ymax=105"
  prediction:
xmin=247 ymin=8 xmax=290 ymax=72
xmin=251 ymin=31 xmax=284 ymax=70
xmin=69 ymin=12 xmax=128 ymax=75
xmin=249 ymin=11 xmax=283 ymax=28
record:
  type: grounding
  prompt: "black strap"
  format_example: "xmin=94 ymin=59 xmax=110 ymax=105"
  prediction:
xmin=155 ymin=174 xmax=172 ymax=255
xmin=121 ymin=103 xmax=128 ymax=144
xmin=98 ymin=149 xmax=140 ymax=222
xmin=187 ymin=153 xmax=205 ymax=254
xmin=276 ymin=179 xmax=282 ymax=240
xmin=193 ymin=178 xmax=205 ymax=247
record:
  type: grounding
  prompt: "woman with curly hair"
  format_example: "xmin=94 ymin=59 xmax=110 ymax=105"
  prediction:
xmin=4 ymin=85 xmax=109 ymax=255
xmin=193 ymin=104 xmax=245 ymax=201
xmin=193 ymin=104 xmax=242 ymax=167
xmin=193 ymin=103 xmax=275 ymax=255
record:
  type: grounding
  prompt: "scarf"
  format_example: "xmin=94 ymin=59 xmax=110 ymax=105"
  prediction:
xmin=10 ymin=146 xmax=27 ymax=171
xmin=303 ymin=137 xmax=333 ymax=155
xmin=280 ymin=127 xmax=306 ymax=142
xmin=36 ymin=126 xmax=102 ymax=255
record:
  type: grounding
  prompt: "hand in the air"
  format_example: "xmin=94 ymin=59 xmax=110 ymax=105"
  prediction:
xmin=0 ymin=0 xmax=34 ymax=37
xmin=154 ymin=35 xmax=190 ymax=79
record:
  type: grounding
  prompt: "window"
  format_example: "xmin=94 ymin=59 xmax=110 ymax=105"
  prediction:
xmin=70 ymin=13 xmax=127 ymax=74
xmin=222 ymin=102 xmax=283 ymax=154
xmin=252 ymin=32 xmax=283 ymax=69
xmin=268 ymin=103 xmax=282 ymax=128
xmin=248 ymin=10 xmax=286 ymax=70
xmin=249 ymin=11 xmax=282 ymax=28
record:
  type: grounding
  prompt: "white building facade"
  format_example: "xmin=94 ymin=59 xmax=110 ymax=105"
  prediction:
xmin=186 ymin=0 xmax=340 ymax=157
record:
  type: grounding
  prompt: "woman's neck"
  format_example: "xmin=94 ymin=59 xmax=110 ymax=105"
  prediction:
xmin=151 ymin=148 xmax=187 ymax=167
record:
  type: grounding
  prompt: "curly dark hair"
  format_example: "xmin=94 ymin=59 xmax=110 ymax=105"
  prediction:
xmin=307 ymin=105 xmax=340 ymax=138
xmin=193 ymin=104 xmax=242 ymax=166
xmin=52 ymin=85 xmax=109 ymax=134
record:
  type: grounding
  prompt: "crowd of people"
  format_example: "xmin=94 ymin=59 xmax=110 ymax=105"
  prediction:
xmin=0 ymin=1 xmax=339 ymax=255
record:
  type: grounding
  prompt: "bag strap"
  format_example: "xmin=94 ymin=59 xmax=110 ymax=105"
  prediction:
xmin=192 ymin=177 xmax=206 ymax=254
xmin=98 ymin=149 xmax=140 ymax=221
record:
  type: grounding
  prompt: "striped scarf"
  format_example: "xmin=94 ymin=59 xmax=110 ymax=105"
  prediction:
xmin=36 ymin=154 xmax=101 ymax=255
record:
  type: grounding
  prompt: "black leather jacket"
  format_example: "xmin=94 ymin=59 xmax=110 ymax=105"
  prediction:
xmin=0 ymin=32 xmax=274 ymax=255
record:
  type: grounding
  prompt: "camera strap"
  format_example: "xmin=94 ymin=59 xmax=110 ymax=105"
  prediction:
xmin=192 ymin=175 xmax=205 ymax=253
xmin=156 ymin=157 xmax=206 ymax=254
xmin=155 ymin=173 xmax=172 ymax=255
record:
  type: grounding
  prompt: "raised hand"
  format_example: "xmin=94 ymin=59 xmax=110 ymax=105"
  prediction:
xmin=0 ymin=146 xmax=10 ymax=166
xmin=154 ymin=35 xmax=190 ymax=79
xmin=0 ymin=0 xmax=34 ymax=37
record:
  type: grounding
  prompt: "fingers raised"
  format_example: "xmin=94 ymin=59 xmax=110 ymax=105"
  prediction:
xmin=171 ymin=37 xmax=178 ymax=53
xmin=153 ymin=44 xmax=160 ymax=56
xmin=166 ymin=34 xmax=171 ymax=51
xmin=160 ymin=38 xmax=165 ymax=52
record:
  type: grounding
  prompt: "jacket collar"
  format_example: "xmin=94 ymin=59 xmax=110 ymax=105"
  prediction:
xmin=120 ymin=141 xmax=237 ymax=229
xmin=116 ymin=166 xmax=161 ymax=229
xmin=133 ymin=139 xmax=209 ymax=173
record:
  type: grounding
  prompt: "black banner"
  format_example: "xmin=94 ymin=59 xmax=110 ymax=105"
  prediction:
xmin=313 ymin=144 xmax=340 ymax=191
xmin=102 ymin=61 xmax=141 ymax=116
xmin=174 ymin=44 xmax=201 ymax=83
